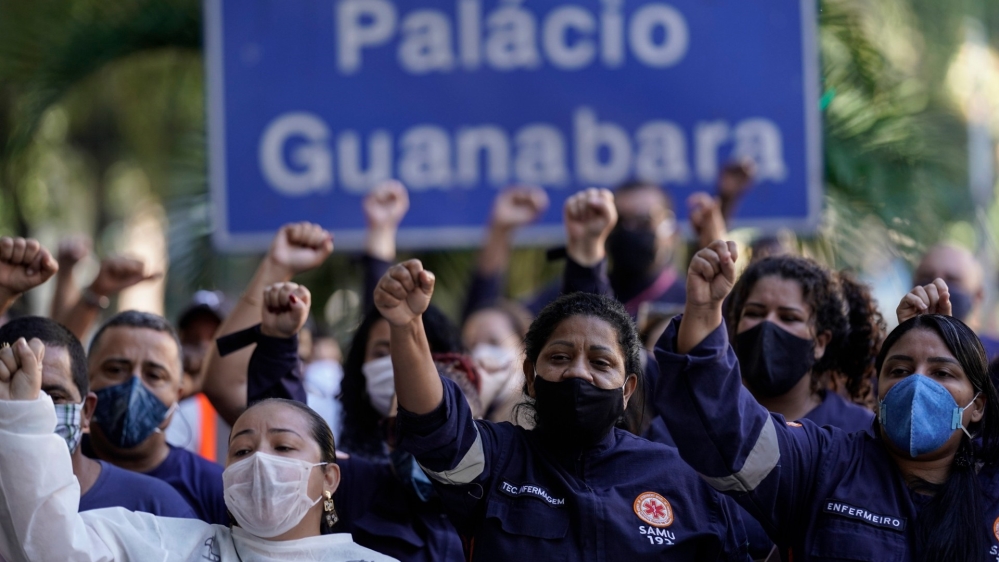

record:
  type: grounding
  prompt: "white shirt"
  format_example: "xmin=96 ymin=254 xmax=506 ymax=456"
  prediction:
xmin=0 ymin=395 xmax=397 ymax=562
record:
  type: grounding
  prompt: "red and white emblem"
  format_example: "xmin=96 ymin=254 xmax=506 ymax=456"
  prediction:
xmin=634 ymin=492 xmax=674 ymax=528
xmin=993 ymin=516 xmax=999 ymax=542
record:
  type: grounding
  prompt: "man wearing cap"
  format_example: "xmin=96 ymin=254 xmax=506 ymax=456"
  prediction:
xmin=165 ymin=290 xmax=229 ymax=461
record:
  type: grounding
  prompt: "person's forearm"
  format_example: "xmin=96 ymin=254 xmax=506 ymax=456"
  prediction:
xmin=364 ymin=226 xmax=397 ymax=262
xmin=390 ymin=317 xmax=444 ymax=415
xmin=677 ymin=305 xmax=724 ymax=355
xmin=200 ymin=257 xmax=295 ymax=424
xmin=562 ymin=256 xmax=613 ymax=298
xmin=477 ymin=224 xmax=514 ymax=277
xmin=58 ymin=296 xmax=101 ymax=341
xmin=50 ymin=270 xmax=80 ymax=321
xmin=566 ymin=236 xmax=605 ymax=268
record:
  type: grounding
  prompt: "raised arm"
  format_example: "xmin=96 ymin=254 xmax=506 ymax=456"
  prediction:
xmin=0 ymin=339 xmax=210 ymax=561
xmin=677 ymin=240 xmax=738 ymax=353
xmin=374 ymin=259 xmax=441 ymax=415
xmin=49 ymin=236 xmax=89 ymax=321
xmin=58 ymin=255 xmax=160 ymax=340
xmin=362 ymin=180 xmax=409 ymax=310
xmin=0 ymin=237 xmax=59 ymax=318
xmin=657 ymin=240 xmax=839 ymax=548
xmin=561 ymin=187 xmax=617 ymax=297
xmin=201 ymin=222 xmax=333 ymax=424
xmin=246 ymin=282 xmax=312 ymax=403
xmin=464 ymin=186 xmax=549 ymax=318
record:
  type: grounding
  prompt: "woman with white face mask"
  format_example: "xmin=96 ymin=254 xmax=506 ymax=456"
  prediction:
xmin=0 ymin=340 xmax=396 ymax=562
xmin=334 ymin=305 xmax=471 ymax=562
xmin=462 ymin=302 xmax=531 ymax=424
xmin=339 ymin=306 xmax=474 ymax=461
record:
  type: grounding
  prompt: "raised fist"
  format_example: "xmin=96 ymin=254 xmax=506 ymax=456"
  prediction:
xmin=0 ymin=237 xmax=59 ymax=298
xmin=686 ymin=240 xmax=739 ymax=310
xmin=687 ymin=192 xmax=727 ymax=250
xmin=267 ymin=222 xmax=334 ymax=276
xmin=491 ymin=185 xmax=549 ymax=231
xmin=897 ymin=278 xmax=951 ymax=325
xmin=364 ymin=180 xmax=410 ymax=230
xmin=89 ymin=256 xmax=160 ymax=297
xmin=374 ymin=259 xmax=436 ymax=327
xmin=0 ymin=338 xmax=44 ymax=401
xmin=564 ymin=188 xmax=617 ymax=266
xmin=56 ymin=236 xmax=91 ymax=269
xmin=260 ymin=282 xmax=312 ymax=339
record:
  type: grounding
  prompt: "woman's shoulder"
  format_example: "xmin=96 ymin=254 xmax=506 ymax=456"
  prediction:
xmin=806 ymin=390 xmax=875 ymax=434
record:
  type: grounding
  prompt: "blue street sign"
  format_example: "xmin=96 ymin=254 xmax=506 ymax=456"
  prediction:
xmin=206 ymin=0 xmax=821 ymax=251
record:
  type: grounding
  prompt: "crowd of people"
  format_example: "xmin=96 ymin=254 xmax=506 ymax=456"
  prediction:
xmin=0 ymin=172 xmax=997 ymax=561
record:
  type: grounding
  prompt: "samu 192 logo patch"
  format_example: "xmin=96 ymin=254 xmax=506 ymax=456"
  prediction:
xmin=993 ymin=516 xmax=999 ymax=542
xmin=634 ymin=492 xmax=674 ymax=528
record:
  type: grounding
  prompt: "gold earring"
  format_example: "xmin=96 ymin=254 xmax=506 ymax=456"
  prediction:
xmin=323 ymin=490 xmax=338 ymax=527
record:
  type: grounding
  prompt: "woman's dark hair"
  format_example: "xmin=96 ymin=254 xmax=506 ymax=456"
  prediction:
xmin=338 ymin=305 xmax=463 ymax=461
xmin=727 ymin=256 xmax=882 ymax=400
xmin=238 ymin=398 xmax=338 ymax=532
xmin=874 ymin=314 xmax=999 ymax=562
xmin=517 ymin=292 xmax=643 ymax=426
xmin=835 ymin=271 xmax=886 ymax=399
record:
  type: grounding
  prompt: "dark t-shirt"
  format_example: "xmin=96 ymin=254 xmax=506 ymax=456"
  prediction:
xmin=144 ymin=445 xmax=228 ymax=525
xmin=79 ymin=460 xmax=197 ymax=518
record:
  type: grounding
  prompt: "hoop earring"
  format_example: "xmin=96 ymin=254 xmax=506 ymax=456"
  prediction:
xmin=323 ymin=490 xmax=338 ymax=527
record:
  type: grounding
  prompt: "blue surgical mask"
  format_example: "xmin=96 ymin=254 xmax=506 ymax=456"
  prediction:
xmin=878 ymin=374 xmax=979 ymax=458
xmin=92 ymin=378 xmax=175 ymax=449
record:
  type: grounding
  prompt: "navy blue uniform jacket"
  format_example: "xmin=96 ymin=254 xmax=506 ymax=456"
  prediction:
xmin=397 ymin=376 xmax=751 ymax=561
xmin=654 ymin=317 xmax=999 ymax=561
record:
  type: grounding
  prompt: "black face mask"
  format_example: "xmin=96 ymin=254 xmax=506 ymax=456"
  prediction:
xmin=735 ymin=322 xmax=816 ymax=398
xmin=606 ymin=226 xmax=657 ymax=276
xmin=533 ymin=376 xmax=625 ymax=447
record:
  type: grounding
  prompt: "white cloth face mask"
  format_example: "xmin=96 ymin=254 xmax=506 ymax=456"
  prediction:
xmin=222 ymin=452 xmax=326 ymax=538
xmin=304 ymin=360 xmax=344 ymax=399
xmin=362 ymin=355 xmax=395 ymax=417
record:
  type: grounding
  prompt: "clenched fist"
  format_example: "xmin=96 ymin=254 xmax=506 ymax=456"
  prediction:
xmin=374 ymin=260 xmax=436 ymax=327
xmin=89 ymin=256 xmax=160 ymax=297
xmin=364 ymin=180 xmax=410 ymax=230
xmin=564 ymin=188 xmax=617 ymax=266
xmin=267 ymin=222 xmax=334 ymax=276
xmin=260 ymin=282 xmax=312 ymax=339
xmin=0 ymin=237 xmax=59 ymax=299
xmin=686 ymin=240 xmax=739 ymax=310
xmin=0 ymin=338 xmax=45 ymax=401
xmin=491 ymin=185 xmax=549 ymax=231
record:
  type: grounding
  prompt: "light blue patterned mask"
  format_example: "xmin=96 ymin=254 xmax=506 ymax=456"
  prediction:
xmin=879 ymin=374 xmax=978 ymax=458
